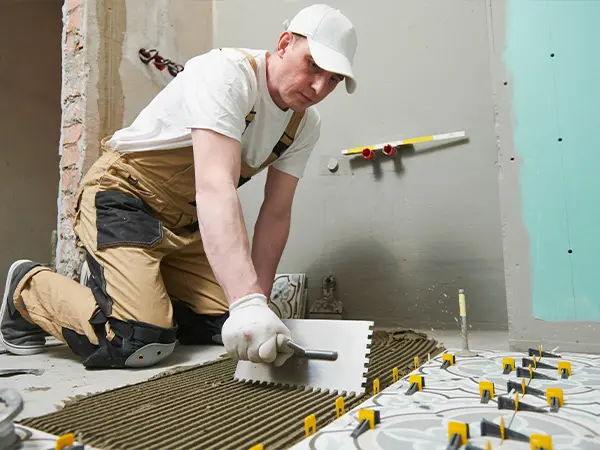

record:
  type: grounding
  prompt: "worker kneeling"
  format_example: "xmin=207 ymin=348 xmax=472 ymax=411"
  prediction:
xmin=0 ymin=4 xmax=358 ymax=369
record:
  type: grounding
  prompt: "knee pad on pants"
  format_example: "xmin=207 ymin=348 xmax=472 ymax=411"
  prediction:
xmin=63 ymin=318 xmax=177 ymax=369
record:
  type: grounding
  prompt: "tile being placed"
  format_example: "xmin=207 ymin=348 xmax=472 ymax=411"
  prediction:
xmin=290 ymin=348 xmax=600 ymax=450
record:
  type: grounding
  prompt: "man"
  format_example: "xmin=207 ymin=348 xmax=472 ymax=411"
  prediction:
xmin=0 ymin=4 xmax=357 ymax=369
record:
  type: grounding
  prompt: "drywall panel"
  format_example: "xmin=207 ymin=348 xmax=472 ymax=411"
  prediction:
xmin=493 ymin=0 xmax=600 ymax=352
xmin=0 ymin=1 xmax=61 ymax=278
xmin=214 ymin=0 xmax=507 ymax=330
xmin=549 ymin=5 xmax=600 ymax=321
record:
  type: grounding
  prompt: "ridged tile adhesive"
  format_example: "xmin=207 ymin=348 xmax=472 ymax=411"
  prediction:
xmin=20 ymin=330 xmax=443 ymax=450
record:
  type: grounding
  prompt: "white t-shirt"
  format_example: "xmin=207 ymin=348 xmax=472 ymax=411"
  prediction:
xmin=105 ymin=48 xmax=321 ymax=179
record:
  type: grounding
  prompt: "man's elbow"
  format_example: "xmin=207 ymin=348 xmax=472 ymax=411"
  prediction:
xmin=195 ymin=168 xmax=238 ymax=199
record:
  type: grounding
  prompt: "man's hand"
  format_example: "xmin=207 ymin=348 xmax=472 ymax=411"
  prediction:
xmin=221 ymin=293 xmax=294 ymax=366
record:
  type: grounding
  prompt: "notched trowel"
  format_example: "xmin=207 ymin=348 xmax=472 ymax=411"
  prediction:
xmin=234 ymin=319 xmax=374 ymax=394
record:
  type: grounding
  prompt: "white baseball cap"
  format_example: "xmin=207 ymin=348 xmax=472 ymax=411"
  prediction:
xmin=284 ymin=4 xmax=358 ymax=94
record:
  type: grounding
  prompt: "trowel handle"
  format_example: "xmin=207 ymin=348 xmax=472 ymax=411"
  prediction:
xmin=278 ymin=335 xmax=338 ymax=361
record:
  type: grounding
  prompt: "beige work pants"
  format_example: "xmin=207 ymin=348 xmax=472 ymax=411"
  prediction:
xmin=13 ymin=143 xmax=228 ymax=359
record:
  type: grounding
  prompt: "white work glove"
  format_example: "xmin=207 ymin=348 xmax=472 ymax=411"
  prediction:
xmin=221 ymin=293 xmax=294 ymax=366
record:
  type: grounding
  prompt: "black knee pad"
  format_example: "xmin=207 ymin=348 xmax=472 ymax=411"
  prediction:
xmin=64 ymin=317 xmax=177 ymax=369
xmin=172 ymin=300 xmax=228 ymax=345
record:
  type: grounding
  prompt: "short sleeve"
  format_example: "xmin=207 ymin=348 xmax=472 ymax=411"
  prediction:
xmin=180 ymin=51 xmax=257 ymax=143
xmin=271 ymin=109 xmax=321 ymax=179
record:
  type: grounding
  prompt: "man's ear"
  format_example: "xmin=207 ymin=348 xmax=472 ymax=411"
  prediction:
xmin=276 ymin=31 xmax=294 ymax=58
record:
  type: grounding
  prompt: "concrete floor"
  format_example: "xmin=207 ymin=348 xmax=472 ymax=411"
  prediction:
xmin=0 ymin=328 xmax=509 ymax=422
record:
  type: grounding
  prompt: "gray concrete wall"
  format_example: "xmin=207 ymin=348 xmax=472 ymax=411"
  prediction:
xmin=214 ymin=0 xmax=507 ymax=330
xmin=0 ymin=0 xmax=62 ymax=278
xmin=76 ymin=0 xmax=213 ymax=171
xmin=97 ymin=0 xmax=213 ymax=134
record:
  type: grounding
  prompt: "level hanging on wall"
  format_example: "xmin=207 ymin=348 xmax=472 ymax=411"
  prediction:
xmin=340 ymin=130 xmax=466 ymax=158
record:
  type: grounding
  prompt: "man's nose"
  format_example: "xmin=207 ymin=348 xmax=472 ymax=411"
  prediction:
xmin=311 ymin=74 xmax=328 ymax=96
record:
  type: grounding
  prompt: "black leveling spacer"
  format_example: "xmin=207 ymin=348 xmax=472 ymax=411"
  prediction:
xmin=528 ymin=348 xmax=561 ymax=358
xmin=480 ymin=418 xmax=529 ymax=442
xmin=516 ymin=366 xmax=556 ymax=381
xmin=497 ymin=395 xmax=547 ymax=413
xmin=507 ymin=380 xmax=544 ymax=397
xmin=522 ymin=358 xmax=557 ymax=370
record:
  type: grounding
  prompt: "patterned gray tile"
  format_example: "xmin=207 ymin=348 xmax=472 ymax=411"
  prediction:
xmin=269 ymin=273 xmax=308 ymax=319
xmin=291 ymin=348 xmax=600 ymax=449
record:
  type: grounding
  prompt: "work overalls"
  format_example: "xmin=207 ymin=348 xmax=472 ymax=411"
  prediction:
xmin=13 ymin=50 xmax=305 ymax=368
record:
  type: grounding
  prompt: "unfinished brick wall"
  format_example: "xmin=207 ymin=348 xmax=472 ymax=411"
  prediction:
xmin=56 ymin=0 xmax=86 ymax=278
xmin=54 ymin=0 xmax=211 ymax=279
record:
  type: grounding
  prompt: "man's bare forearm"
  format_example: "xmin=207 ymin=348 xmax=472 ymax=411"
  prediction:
xmin=195 ymin=185 xmax=263 ymax=304
xmin=251 ymin=205 xmax=291 ymax=299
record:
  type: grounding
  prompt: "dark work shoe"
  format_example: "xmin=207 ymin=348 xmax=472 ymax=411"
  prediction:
xmin=0 ymin=259 xmax=46 ymax=355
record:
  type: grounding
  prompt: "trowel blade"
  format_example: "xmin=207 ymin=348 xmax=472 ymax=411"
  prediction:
xmin=234 ymin=319 xmax=373 ymax=394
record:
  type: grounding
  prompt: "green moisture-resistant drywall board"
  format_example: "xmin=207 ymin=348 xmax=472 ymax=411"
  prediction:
xmin=505 ymin=0 xmax=600 ymax=321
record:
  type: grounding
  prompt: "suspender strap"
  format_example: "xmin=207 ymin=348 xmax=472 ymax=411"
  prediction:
xmin=234 ymin=48 xmax=258 ymax=74
xmin=273 ymin=111 xmax=305 ymax=157
xmin=245 ymin=110 xmax=256 ymax=129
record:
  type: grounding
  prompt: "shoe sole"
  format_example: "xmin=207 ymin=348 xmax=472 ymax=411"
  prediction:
xmin=0 ymin=259 xmax=46 ymax=355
